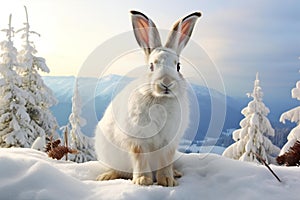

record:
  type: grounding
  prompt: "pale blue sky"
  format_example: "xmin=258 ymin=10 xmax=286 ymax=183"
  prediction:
xmin=0 ymin=0 xmax=300 ymax=102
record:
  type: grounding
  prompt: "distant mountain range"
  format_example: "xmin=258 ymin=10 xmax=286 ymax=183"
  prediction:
xmin=43 ymin=75 xmax=296 ymax=140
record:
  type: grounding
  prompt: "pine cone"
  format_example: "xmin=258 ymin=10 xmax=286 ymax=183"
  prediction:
xmin=48 ymin=146 xmax=78 ymax=160
xmin=45 ymin=139 xmax=61 ymax=153
xmin=45 ymin=137 xmax=77 ymax=160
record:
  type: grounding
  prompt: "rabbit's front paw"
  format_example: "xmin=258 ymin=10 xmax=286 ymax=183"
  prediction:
xmin=132 ymin=176 xmax=153 ymax=186
xmin=157 ymin=176 xmax=178 ymax=187
xmin=96 ymin=170 xmax=120 ymax=181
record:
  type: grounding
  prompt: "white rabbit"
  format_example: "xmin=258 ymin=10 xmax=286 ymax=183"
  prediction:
xmin=95 ymin=10 xmax=201 ymax=187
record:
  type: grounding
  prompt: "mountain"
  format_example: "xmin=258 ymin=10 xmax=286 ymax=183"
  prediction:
xmin=42 ymin=75 xmax=294 ymax=142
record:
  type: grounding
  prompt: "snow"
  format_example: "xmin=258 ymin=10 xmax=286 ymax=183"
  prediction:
xmin=179 ymin=139 xmax=225 ymax=154
xmin=0 ymin=148 xmax=299 ymax=200
xmin=280 ymin=106 xmax=300 ymax=124
xmin=222 ymin=128 xmax=236 ymax=136
xmin=291 ymin=81 xmax=300 ymax=100
xmin=189 ymin=145 xmax=225 ymax=155
xmin=31 ymin=135 xmax=46 ymax=151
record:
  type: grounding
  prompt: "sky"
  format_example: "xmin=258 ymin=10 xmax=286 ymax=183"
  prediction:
xmin=0 ymin=0 xmax=300 ymax=103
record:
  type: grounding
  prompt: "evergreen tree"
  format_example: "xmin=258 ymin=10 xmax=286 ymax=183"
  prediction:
xmin=222 ymin=73 xmax=280 ymax=164
xmin=279 ymin=76 xmax=300 ymax=155
xmin=68 ymin=80 xmax=96 ymax=163
xmin=0 ymin=14 xmax=35 ymax=147
xmin=17 ymin=6 xmax=59 ymax=142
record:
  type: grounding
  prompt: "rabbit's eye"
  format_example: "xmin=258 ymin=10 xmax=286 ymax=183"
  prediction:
xmin=177 ymin=63 xmax=181 ymax=72
xmin=150 ymin=63 xmax=154 ymax=72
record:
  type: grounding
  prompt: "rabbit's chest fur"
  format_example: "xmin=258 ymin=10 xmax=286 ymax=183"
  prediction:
xmin=127 ymin=93 xmax=182 ymax=146
xmin=98 ymin=79 xmax=189 ymax=152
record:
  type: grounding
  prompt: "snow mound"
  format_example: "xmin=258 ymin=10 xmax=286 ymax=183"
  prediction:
xmin=0 ymin=148 xmax=299 ymax=200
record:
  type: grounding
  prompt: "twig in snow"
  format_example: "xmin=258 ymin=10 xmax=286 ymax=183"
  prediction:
xmin=255 ymin=153 xmax=281 ymax=183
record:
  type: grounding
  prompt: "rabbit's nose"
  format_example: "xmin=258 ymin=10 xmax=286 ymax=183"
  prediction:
xmin=159 ymin=77 xmax=175 ymax=90
xmin=162 ymin=77 xmax=171 ymax=86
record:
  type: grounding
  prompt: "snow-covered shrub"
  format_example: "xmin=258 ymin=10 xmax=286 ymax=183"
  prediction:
xmin=279 ymin=77 xmax=300 ymax=155
xmin=222 ymin=73 xmax=280 ymax=164
xmin=17 ymin=7 xmax=59 ymax=142
xmin=68 ymin=80 xmax=96 ymax=163
xmin=0 ymin=14 xmax=35 ymax=147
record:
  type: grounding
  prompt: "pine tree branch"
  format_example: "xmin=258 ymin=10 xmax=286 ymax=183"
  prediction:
xmin=255 ymin=152 xmax=281 ymax=182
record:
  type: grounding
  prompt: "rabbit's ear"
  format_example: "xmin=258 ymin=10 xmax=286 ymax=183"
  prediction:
xmin=165 ymin=12 xmax=201 ymax=55
xmin=131 ymin=10 xmax=162 ymax=56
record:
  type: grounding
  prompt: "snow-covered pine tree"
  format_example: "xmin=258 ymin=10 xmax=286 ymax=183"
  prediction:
xmin=279 ymin=75 xmax=300 ymax=155
xmin=222 ymin=73 xmax=280 ymax=164
xmin=0 ymin=14 xmax=36 ymax=148
xmin=17 ymin=6 xmax=59 ymax=143
xmin=68 ymin=80 xmax=96 ymax=163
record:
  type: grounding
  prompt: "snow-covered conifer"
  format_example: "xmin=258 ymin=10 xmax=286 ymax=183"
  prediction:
xmin=222 ymin=73 xmax=280 ymax=164
xmin=0 ymin=14 xmax=35 ymax=148
xmin=17 ymin=6 xmax=59 ymax=141
xmin=279 ymin=74 xmax=300 ymax=155
xmin=68 ymin=80 xmax=96 ymax=163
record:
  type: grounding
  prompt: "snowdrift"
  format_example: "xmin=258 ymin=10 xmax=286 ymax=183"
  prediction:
xmin=0 ymin=148 xmax=299 ymax=200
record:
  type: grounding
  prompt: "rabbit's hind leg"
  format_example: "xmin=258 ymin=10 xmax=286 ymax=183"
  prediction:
xmin=173 ymin=168 xmax=183 ymax=178
xmin=156 ymin=165 xmax=178 ymax=187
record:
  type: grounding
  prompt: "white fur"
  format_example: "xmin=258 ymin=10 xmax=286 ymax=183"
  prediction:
xmin=95 ymin=10 xmax=200 ymax=186
xmin=95 ymin=68 xmax=189 ymax=171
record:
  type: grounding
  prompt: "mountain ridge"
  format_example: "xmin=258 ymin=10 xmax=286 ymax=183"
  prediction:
xmin=42 ymin=75 xmax=294 ymax=141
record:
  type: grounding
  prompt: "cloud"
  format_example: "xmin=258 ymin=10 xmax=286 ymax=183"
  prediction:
xmin=0 ymin=0 xmax=299 ymax=105
xmin=191 ymin=0 xmax=300 ymax=100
